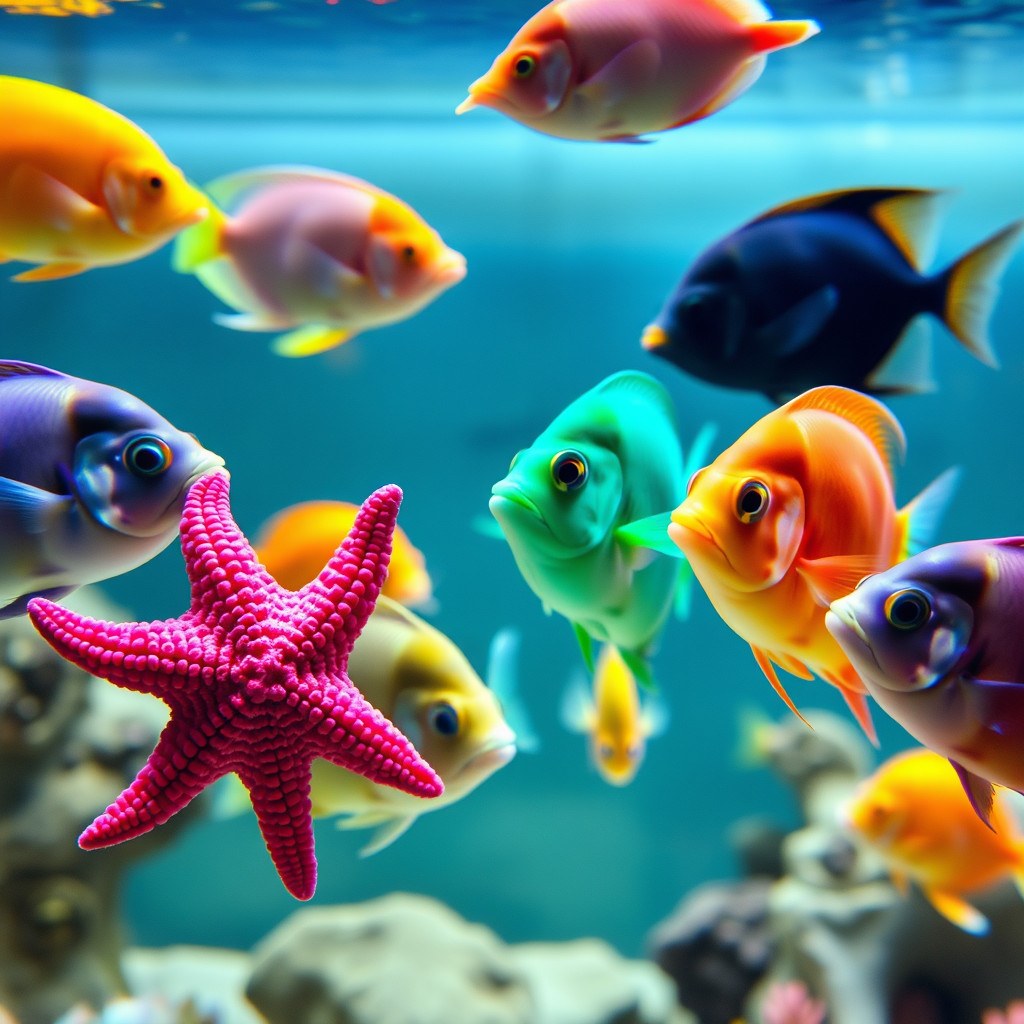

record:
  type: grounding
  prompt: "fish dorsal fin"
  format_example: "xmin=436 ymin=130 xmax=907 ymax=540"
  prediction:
xmin=784 ymin=386 xmax=906 ymax=482
xmin=745 ymin=188 xmax=948 ymax=272
xmin=870 ymin=190 xmax=950 ymax=272
xmin=205 ymin=165 xmax=384 ymax=212
xmin=704 ymin=0 xmax=772 ymax=24
xmin=0 ymin=361 xmax=66 ymax=382
xmin=593 ymin=370 xmax=676 ymax=423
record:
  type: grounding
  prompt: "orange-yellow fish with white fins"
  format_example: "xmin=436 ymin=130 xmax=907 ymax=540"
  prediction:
xmin=628 ymin=387 xmax=957 ymax=743
xmin=173 ymin=165 xmax=466 ymax=358
xmin=456 ymin=0 xmax=819 ymax=142
xmin=253 ymin=499 xmax=435 ymax=611
xmin=0 ymin=75 xmax=207 ymax=280
xmin=845 ymin=747 xmax=1024 ymax=935
xmin=561 ymin=643 xmax=668 ymax=786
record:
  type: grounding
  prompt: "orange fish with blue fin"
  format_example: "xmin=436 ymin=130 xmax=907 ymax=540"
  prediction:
xmin=622 ymin=386 xmax=957 ymax=743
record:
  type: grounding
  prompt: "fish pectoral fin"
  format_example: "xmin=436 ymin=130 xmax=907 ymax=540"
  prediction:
xmin=752 ymin=285 xmax=839 ymax=358
xmin=473 ymin=514 xmax=507 ymax=541
xmin=0 ymin=476 xmax=73 ymax=535
xmin=615 ymin=513 xmax=683 ymax=558
xmin=833 ymin=682 xmax=879 ymax=747
xmin=572 ymin=622 xmax=596 ymax=672
xmin=12 ymin=262 xmax=90 ymax=282
xmin=670 ymin=55 xmax=765 ymax=128
xmin=271 ymin=325 xmax=354 ymax=358
xmin=359 ymin=816 xmax=418 ymax=858
xmin=335 ymin=809 xmax=395 ymax=831
xmin=948 ymin=759 xmax=997 ymax=830
xmin=487 ymin=627 xmax=540 ymax=754
xmin=795 ymin=553 xmax=888 ymax=606
xmin=640 ymin=692 xmax=670 ymax=739
xmin=673 ymin=559 xmax=695 ymax=621
xmin=560 ymin=671 xmax=596 ymax=734
xmin=923 ymin=887 xmax=990 ymax=935
xmin=577 ymin=38 xmax=662 ymax=111
xmin=7 ymin=162 xmax=105 ymax=233
xmin=750 ymin=646 xmax=812 ymax=728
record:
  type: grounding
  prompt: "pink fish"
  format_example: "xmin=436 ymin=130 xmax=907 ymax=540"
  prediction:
xmin=456 ymin=0 xmax=820 ymax=142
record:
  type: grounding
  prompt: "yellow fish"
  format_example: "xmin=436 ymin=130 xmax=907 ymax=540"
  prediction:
xmin=561 ymin=643 xmax=668 ymax=786
xmin=218 ymin=598 xmax=519 ymax=855
xmin=845 ymin=747 xmax=1024 ymax=935
xmin=0 ymin=76 xmax=207 ymax=280
xmin=253 ymin=499 xmax=435 ymax=611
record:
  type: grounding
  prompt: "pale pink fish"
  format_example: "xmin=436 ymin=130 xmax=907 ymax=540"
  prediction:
xmin=173 ymin=166 xmax=466 ymax=358
xmin=456 ymin=0 xmax=820 ymax=142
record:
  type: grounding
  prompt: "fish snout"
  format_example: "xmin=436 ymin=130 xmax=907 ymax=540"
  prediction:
xmin=641 ymin=324 xmax=670 ymax=350
xmin=490 ymin=483 xmax=540 ymax=518
xmin=669 ymin=504 xmax=714 ymax=546
xmin=434 ymin=248 xmax=467 ymax=286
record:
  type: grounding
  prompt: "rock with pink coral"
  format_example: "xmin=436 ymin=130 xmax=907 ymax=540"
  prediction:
xmin=760 ymin=980 xmax=826 ymax=1024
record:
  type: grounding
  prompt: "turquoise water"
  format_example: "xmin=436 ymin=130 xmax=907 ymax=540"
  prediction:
xmin=1 ymin=0 xmax=1023 ymax=962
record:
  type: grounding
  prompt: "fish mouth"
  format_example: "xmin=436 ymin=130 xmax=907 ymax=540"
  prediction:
xmin=669 ymin=506 xmax=731 ymax=570
xmin=460 ymin=737 xmax=517 ymax=778
xmin=640 ymin=325 xmax=670 ymax=350
xmin=165 ymin=457 xmax=228 ymax=520
xmin=825 ymin=604 xmax=881 ymax=673
xmin=490 ymin=484 xmax=543 ymax=522
xmin=434 ymin=250 xmax=467 ymax=287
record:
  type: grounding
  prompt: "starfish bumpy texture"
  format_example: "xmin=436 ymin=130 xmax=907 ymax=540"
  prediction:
xmin=27 ymin=470 xmax=442 ymax=900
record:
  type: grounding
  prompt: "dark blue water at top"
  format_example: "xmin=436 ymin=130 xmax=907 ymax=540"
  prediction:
xmin=0 ymin=0 xmax=1022 ymax=959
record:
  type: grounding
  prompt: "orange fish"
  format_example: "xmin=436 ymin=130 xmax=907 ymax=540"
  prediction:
xmin=561 ymin=643 xmax=668 ymax=786
xmin=455 ymin=0 xmax=819 ymax=142
xmin=0 ymin=76 xmax=207 ymax=280
xmin=253 ymin=499 xmax=435 ymax=611
xmin=845 ymin=748 xmax=1024 ymax=935
xmin=664 ymin=387 xmax=956 ymax=742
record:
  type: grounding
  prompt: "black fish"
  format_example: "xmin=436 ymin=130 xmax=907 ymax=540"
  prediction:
xmin=642 ymin=187 xmax=1022 ymax=402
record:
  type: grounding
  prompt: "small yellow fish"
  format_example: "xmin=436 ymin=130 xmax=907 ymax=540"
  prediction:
xmin=253 ymin=499 xmax=435 ymax=611
xmin=845 ymin=747 xmax=1024 ymax=935
xmin=219 ymin=598 xmax=519 ymax=855
xmin=0 ymin=76 xmax=207 ymax=278
xmin=561 ymin=643 xmax=668 ymax=786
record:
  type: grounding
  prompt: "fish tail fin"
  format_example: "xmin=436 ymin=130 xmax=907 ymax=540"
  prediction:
xmin=939 ymin=219 xmax=1024 ymax=369
xmin=895 ymin=466 xmax=961 ymax=561
xmin=172 ymin=202 xmax=228 ymax=274
xmin=748 ymin=18 xmax=821 ymax=54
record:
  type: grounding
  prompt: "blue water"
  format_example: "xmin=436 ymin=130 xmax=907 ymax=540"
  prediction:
xmin=1 ymin=0 xmax=1023 ymax=962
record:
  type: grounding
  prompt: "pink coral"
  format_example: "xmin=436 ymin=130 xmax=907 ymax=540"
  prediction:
xmin=761 ymin=980 xmax=827 ymax=1024
xmin=983 ymin=1001 xmax=1024 ymax=1024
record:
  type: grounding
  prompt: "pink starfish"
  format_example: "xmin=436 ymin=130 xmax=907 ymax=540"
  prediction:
xmin=27 ymin=470 xmax=442 ymax=900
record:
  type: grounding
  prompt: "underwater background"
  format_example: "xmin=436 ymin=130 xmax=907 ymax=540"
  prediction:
xmin=1 ymin=0 xmax=1023 ymax=976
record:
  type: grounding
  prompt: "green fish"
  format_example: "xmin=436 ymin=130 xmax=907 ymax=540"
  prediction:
xmin=489 ymin=370 xmax=713 ymax=687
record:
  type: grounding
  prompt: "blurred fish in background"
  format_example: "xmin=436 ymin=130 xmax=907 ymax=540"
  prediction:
xmin=173 ymin=165 xmax=466 ymax=357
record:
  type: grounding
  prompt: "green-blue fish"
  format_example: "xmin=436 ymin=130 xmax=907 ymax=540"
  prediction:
xmin=489 ymin=370 xmax=712 ymax=687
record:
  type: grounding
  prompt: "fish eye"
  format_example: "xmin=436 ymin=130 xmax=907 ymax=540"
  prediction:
xmin=147 ymin=175 xmax=164 ymax=191
xmin=599 ymin=742 xmax=614 ymax=760
xmin=884 ymin=589 xmax=931 ymax=631
xmin=428 ymin=702 xmax=460 ymax=737
xmin=123 ymin=435 xmax=173 ymax=477
xmin=513 ymin=53 xmax=537 ymax=78
xmin=736 ymin=480 xmax=769 ymax=524
xmin=402 ymin=245 xmax=416 ymax=263
xmin=551 ymin=450 xmax=588 ymax=492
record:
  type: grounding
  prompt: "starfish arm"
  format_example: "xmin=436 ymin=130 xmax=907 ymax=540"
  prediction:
xmin=181 ymin=470 xmax=283 ymax=629
xmin=238 ymin=761 xmax=318 ymax=901
xmin=27 ymin=599 xmax=195 ymax=695
xmin=79 ymin=717 xmax=226 ymax=848
xmin=310 ymin=676 xmax=443 ymax=798
xmin=299 ymin=484 xmax=401 ymax=667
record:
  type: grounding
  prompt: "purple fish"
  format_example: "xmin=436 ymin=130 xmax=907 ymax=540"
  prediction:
xmin=825 ymin=537 xmax=1024 ymax=827
xmin=0 ymin=360 xmax=223 ymax=617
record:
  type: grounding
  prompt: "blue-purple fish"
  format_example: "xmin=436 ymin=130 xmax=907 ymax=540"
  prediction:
xmin=0 ymin=360 xmax=224 ymax=617
xmin=826 ymin=538 xmax=1024 ymax=828
xmin=641 ymin=188 xmax=1023 ymax=402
